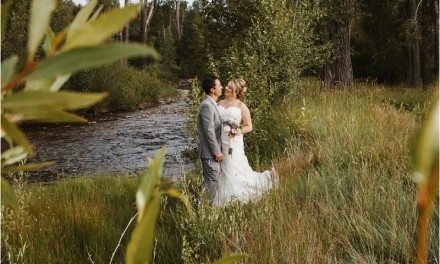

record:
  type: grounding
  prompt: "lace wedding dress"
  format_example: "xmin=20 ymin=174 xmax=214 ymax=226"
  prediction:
xmin=213 ymin=105 xmax=275 ymax=206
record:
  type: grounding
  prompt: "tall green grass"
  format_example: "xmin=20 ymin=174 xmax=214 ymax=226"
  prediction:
xmin=2 ymin=81 xmax=438 ymax=263
xmin=2 ymin=177 xmax=138 ymax=263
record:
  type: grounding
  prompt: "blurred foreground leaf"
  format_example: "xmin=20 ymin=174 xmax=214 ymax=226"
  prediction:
xmin=413 ymin=101 xmax=439 ymax=184
xmin=1 ymin=115 xmax=33 ymax=155
xmin=413 ymin=101 xmax=439 ymax=264
xmin=1 ymin=56 xmax=18 ymax=87
xmin=66 ymin=0 xmax=98 ymax=42
xmin=20 ymin=110 xmax=88 ymax=123
xmin=2 ymin=161 xmax=54 ymax=174
xmin=25 ymin=73 xmax=71 ymax=92
xmin=28 ymin=0 xmax=56 ymax=58
xmin=42 ymin=28 xmax=55 ymax=57
xmin=1 ymin=146 xmax=27 ymax=166
xmin=63 ymin=4 xmax=140 ymax=51
xmin=163 ymin=188 xmax=194 ymax=219
xmin=3 ymin=91 xmax=106 ymax=112
xmin=126 ymin=148 xmax=166 ymax=264
xmin=27 ymin=44 xmax=158 ymax=80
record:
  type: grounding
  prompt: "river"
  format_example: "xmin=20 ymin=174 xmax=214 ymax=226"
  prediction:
xmin=22 ymin=95 xmax=195 ymax=182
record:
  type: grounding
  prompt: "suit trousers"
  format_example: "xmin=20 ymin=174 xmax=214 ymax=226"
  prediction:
xmin=201 ymin=158 xmax=221 ymax=202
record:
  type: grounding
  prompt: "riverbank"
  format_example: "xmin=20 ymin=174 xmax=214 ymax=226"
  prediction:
xmin=2 ymin=81 xmax=438 ymax=263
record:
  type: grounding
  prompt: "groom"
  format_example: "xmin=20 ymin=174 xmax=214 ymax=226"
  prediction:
xmin=198 ymin=75 xmax=223 ymax=202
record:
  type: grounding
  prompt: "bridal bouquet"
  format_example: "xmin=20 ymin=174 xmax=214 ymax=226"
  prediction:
xmin=223 ymin=119 xmax=240 ymax=155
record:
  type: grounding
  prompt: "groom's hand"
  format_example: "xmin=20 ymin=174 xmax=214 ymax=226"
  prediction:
xmin=215 ymin=153 xmax=224 ymax=162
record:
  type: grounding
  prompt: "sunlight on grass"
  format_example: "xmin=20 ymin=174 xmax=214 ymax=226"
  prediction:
xmin=2 ymin=81 xmax=438 ymax=263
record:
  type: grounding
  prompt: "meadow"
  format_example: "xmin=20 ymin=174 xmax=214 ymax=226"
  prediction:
xmin=2 ymin=80 xmax=438 ymax=263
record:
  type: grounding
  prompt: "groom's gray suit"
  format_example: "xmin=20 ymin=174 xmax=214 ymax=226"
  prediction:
xmin=198 ymin=95 xmax=222 ymax=201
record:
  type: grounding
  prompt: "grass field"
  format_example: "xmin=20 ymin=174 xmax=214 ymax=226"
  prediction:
xmin=2 ymin=81 xmax=438 ymax=263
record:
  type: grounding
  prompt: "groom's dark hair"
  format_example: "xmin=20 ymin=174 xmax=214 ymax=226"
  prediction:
xmin=202 ymin=75 xmax=219 ymax=94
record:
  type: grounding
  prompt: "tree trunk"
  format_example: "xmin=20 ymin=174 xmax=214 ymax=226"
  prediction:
xmin=175 ymin=0 xmax=182 ymax=40
xmin=322 ymin=0 xmax=354 ymax=89
xmin=420 ymin=0 xmax=439 ymax=87
xmin=122 ymin=0 xmax=130 ymax=43
xmin=407 ymin=0 xmax=422 ymax=88
xmin=141 ymin=0 xmax=157 ymax=66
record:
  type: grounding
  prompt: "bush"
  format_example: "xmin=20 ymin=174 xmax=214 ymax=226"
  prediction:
xmin=66 ymin=62 xmax=178 ymax=112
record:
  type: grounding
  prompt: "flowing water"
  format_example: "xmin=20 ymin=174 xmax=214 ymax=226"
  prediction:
xmin=22 ymin=95 xmax=195 ymax=182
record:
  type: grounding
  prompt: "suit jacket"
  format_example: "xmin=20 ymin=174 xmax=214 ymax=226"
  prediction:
xmin=198 ymin=95 xmax=222 ymax=159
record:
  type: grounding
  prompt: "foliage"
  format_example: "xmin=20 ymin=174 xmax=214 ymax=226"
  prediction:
xmin=184 ymin=0 xmax=323 ymax=163
xmin=176 ymin=5 xmax=208 ymax=78
xmin=125 ymin=149 xmax=196 ymax=264
xmin=1 ymin=0 xmax=157 ymax=208
xmin=351 ymin=0 xmax=439 ymax=84
xmin=66 ymin=62 xmax=178 ymax=112
xmin=1 ymin=0 xmax=79 ymax=60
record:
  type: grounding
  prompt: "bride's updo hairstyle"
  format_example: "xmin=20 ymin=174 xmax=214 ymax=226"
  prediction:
xmin=232 ymin=78 xmax=247 ymax=100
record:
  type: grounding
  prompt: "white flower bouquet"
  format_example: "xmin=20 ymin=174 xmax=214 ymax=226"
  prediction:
xmin=223 ymin=119 xmax=240 ymax=155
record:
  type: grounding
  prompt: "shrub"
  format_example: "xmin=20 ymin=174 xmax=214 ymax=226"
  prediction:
xmin=66 ymin=62 xmax=178 ymax=112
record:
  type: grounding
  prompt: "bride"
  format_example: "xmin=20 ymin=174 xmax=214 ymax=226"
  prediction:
xmin=213 ymin=78 xmax=276 ymax=206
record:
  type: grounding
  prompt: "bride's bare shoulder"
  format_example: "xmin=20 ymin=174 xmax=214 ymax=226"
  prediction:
xmin=238 ymin=100 xmax=249 ymax=110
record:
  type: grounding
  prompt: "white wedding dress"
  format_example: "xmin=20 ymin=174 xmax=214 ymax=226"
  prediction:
xmin=213 ymin=105 xmax=274 ymax=206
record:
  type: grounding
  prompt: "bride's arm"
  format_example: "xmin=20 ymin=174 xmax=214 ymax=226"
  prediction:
xmin=240 ymin=103 xmax=252 ymax=135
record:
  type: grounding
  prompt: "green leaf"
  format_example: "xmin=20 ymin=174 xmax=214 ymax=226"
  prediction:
xmin=413 ymin=101 xmax=439 ymax=184
xmin=49 ymin=74 xmax=71 ymax=92
xmin=1 ymin=146 xmax=28 ymax=166
xmin=1 ymin=55 xmax=18 ymax=87
xmin=3 ymin=91 xmax=106 ymax=112
xmin=1 ymin=115 xmax=33 ymax=155
xmin=2 ymin=161 xmax=54 ymax=174
xmin=25 ymin=77 xmax=56 ymax=92
xmin=163 ymin=188 xmax=194 ymax=219
xmin=136 ymin=148 xmax=166 ymax=220
xmin=42 ymin=27 xmax=56 ymax=56
xmin=1 ymin=177 xmax=18 ymax=209
xmin=66 ymin=0 xmax=98 ymax=42
xmin=27 ymin=44 xmax=158 ymax=80
xmin=63 ymin=4 xmax=140 ymax=51
xmin=125 ymin=149 xmax=167 ymax=264
xmin=1 ymin=0 xmax=12 ymax=42
xmin=28 ymin=0 xmax=56 ymax=58
xmin=212 ymin=253 xmax=251 ymax=264
xmin=90 ymin=5 xmax=104 ymax=21
xmin=126 ymin=194 xmax=161 ymax=264
xmin=24 ymin=74 xmax=71 ymax=92
xmin=22 ymin=110 xmax=88 ymax=123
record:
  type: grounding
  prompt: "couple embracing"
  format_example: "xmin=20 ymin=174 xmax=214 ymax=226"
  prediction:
xmin=198 ymin=75 xmax=277 ymax=206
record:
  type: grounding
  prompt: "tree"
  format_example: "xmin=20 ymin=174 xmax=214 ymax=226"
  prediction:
xmin=140 ymin=0 xmax=157 ymax=66
xmin=419 ymin=0 xmax=438 ymax=86
xmin=174 ymin=0 xmax=183 ymax=40
xmin=1 ymin=0 xmax=79 ymax=60
xmin=351 ymin=0 xmax=408 ymax=84
xmin=317 ymin=0 xmax=355 ymax=89
xmin=406 ymin=0 xmax=422 ymax=88
xmin=176 ymin=5 xmax=207 ymax=77
xmin=122 ymin=0 xmax=130 ymax=42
